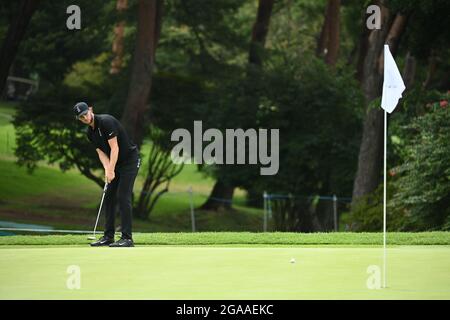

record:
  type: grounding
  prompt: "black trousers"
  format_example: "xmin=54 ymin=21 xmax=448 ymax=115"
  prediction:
xmin=103 ymin=150 xmax=140 ymax=239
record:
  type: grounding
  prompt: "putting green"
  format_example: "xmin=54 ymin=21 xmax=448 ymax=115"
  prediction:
xmin=0 ymin=246 xmax=449 ymax=299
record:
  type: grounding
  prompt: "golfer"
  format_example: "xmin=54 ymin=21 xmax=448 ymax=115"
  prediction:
xmin=74 ymin=102 xmax=140 ymax=247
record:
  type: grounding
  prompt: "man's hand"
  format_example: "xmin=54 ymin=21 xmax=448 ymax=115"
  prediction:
xmin=105 ymin=169 xmax=115 ymax=183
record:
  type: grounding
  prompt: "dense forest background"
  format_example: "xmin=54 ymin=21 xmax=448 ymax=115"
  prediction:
xmin=0 ymin=0 xmax=448 ymax=232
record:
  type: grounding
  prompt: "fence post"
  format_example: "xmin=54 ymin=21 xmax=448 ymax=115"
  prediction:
xmin=263 ymin=191 xmax=267 ymax=232
xmin=188 ymin=186 xmax=196 ymax=232
xmin=267 ymin=193 xmax=272 ymax=228
xmin=333 ymin=194 xmax=338 ymax=232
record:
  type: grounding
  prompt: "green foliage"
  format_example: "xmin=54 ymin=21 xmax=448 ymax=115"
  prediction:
xmin=387 ymin=88 xmax=443 ymax=169
xmin=343 ymin=183 xmax=407 ymax=232
xmin=12 ymin=16 xmax=131 ymax=185
xmin=387 ymin=1 xmax=450 ymax=91
xmin=161 ymin=0 xmax=249 ymax=76
xmin=63 ymin=53 xmax=111 ymax=97
xmin=388 ymin=0 xmax=450 ymax=60
xmin=13 ymin=84 xmax=104 ymax=186
xmin=4 ymin=0 xmax=449 ymax=234
xmin=347 ymin=93 xmax=450 ymax=232
xmin=7 ymin=0 xmax=130 ymax=186
xmin=343 ymin=89 xmax=450 ymax=231
xmin=269 ymin=0 xmax=326 ymax=57
xmin=248 ymin=57 xmax=364 ymax=197
xmin=14 ymin=0 xmax=115 ymax=83
xmin=390 ymin=95 xmax=450 ymax=230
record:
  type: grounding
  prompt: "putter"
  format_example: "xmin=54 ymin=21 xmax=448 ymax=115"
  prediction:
xmin=87 ymin=182 xmax=109 ymax=240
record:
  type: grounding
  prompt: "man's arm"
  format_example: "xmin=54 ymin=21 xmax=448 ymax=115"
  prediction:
xmin=101 ymin=116 xmax=120 ymax=183
xmin=96 ymin=148 xmax=110 ymax=170
xmin=106 ymin=137 xmax=119 ymax=183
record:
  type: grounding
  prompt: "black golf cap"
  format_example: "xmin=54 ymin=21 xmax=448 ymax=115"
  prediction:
xmin=73 ymin=102 xmax=89 ymax=119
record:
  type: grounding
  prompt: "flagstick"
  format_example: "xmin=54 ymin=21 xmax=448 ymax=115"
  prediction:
xmin=381 ymin=43 xmax=405 ymax=289
xmin=383 ymin=110 xmax=387 ymax=289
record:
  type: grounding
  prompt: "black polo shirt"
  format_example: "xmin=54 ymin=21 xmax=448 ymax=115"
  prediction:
xmin=87 ymin=114 xmax=137 ymax=166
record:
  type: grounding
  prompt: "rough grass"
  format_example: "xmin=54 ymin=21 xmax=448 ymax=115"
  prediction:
xmin=0 ymin=157 xmax=263 ymax=232
xmin=1 ymin=232 xmax=449 ymax=246
xmin=0 ymin=102 xmax=16 ymax=158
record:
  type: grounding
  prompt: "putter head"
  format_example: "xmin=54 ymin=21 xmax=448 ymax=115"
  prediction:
xmin=87 ymin=236 xmax=96 ymax=240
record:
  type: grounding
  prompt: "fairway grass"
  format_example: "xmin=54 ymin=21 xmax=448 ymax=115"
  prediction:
xmin=0 ymin=245 xmax=449 ymax=299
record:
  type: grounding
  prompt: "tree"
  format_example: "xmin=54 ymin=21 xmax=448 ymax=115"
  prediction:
xmin=347 ymin=94 xmax=450 ymax=231
xmin=351 ymin=1 xmax=407 ymax=204
xmin=134 ymin=0 xmax=248 ymax=214
xmin=248 ymin=0 xmax=275 ymax=66
xmin=201 ymin=0 xmax=275 ymax=211
xmin=14 ymin=85 xmax=105 ymax=188
xmin=135 ymin=128 xmax=183 ymax=219
xmin=12 ymin=0 xmax=118 ymax=187
xmin=12 ymin=0 xmax=114 ymax=84
xmin=120 ymin=0 xmax=163 ymax=148
xmin=351 ymin=0 xmax=450 ymax=207
xmin=0 ymin=0 xmax=40 ymax=93
xmin=110 ymin=0 xmax=128 ymax=74
xmin=246 ymin=57 xmax=363 ymax=231
xmin=316 ymin=0 xmax=341 ymax=67
xmin=391 ymin=98 xmax=450 ymax=230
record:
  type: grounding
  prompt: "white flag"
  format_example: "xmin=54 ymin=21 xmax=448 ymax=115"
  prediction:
xmin=381 ymin=44 xmax=406 ymax=113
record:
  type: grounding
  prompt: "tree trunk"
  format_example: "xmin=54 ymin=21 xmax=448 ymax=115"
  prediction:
xmin=423 ymin=52 xmax=437 ymax=89
xmin=352 ymin=2 xmax=390 ymax=202
xmin=355 ymin=15 xmax=370 ymax=82
xmin=383 ymin=14 xmax=407 ymax=56
xmin=200 ymin=180 xmax=235 ymax=211
xmin=110 ymin=0 xmax=128 ymax=74
xmin=352 ymin=6 xmax=408 ymax=204
xmin=352 ymin=108 xmax=384 ymax=201
xmin=0 ymin=0 xmax=40 ymax=94
xmin=316 ymin=0 xmax=340 ymax=67
xmin=402 ymin=51 xmax=416 ymax=89
xmin=324 ymin=0 xmax=340 ymax=66
xmin=203 ymin=0 xmax=275 ymax=211
xmin=120 ymin=0 xmax=163 ymax=149
xmin=316 ymin=2 xmax=330 ymax=57
xmin=248 ymin=0 xmax=275 ymax=65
